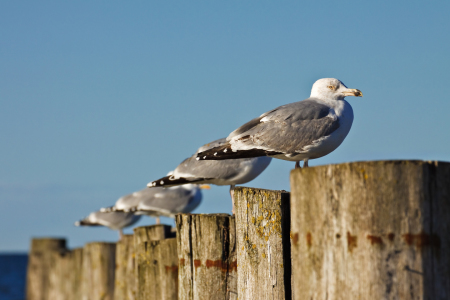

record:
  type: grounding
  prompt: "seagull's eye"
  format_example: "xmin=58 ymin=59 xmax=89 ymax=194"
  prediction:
xmin=327 ymin=85 xmax=335 ymax=91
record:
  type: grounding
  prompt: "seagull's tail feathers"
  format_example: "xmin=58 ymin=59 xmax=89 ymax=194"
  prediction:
xmin=196 ymin=143 xmax=280 ymax=160
xmin=148 ymin=175 xmax=209 ymax=188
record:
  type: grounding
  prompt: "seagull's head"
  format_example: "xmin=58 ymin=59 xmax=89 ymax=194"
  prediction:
xmin=310 ymin=78 xmax=363 ymax=100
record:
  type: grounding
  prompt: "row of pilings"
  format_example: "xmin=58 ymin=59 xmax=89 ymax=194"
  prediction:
xmin=26 ymin=161 xmax=450 ymax=300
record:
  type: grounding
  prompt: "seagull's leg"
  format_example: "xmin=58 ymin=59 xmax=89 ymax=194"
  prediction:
xmin=230 ymin=185 xmax=236 ymax=215
xmin=155 ymin=216 xmax=161 ymax=224
xmin=119 ymin=229 xmax=124 ymax=240
xmin=303 ymin=159 xmax=309 ymax=168
xmin=295 ymin=161 xmax=301 ymax=169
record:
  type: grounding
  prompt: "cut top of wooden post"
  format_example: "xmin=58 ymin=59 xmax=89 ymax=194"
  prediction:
xmin=133 ymin=224 xmax=173 ymax=246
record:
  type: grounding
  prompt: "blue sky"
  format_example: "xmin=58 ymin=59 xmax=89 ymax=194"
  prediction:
xmin=1 ymin=1 xmax=449 ymax=251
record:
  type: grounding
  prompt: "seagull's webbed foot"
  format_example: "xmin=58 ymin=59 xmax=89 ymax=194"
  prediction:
xmin=155 ymin=216 xmax=161 ymax=224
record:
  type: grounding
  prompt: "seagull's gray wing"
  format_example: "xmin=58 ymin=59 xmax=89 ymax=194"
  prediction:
xmin=115 ymin=188 xmax=162 ymax=211
xmin=95 ymin=211 xmax=141 ymax=230
xmin=77 ymin=211 xmax=141 ymax=230
xmin=198 ymin=99 xmax=340 ymax=159
xmin=137 ymin=187 xmax=200 ymax=217
xmin=150 ymin=138 xmax=271 ymax=187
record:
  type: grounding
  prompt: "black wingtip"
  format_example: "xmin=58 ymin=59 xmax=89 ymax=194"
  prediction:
xmin=197 ymin=144 xmax=281 ymax=160
xmin=148 ymin=175 xmax=208 ymax=188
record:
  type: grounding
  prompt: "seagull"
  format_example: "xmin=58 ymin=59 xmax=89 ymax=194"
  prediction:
xmin=75 ymin=210 xmax=141 ymax=239
xmin=135 ymin=184 xmax=207 ymax=218
xmin=196 ymin=78 xmax=362 ymax=169
xmin=104 ymin=184 xmax=209 ymax=224
xmin=147 ymin=138 xmax=272 ymax=213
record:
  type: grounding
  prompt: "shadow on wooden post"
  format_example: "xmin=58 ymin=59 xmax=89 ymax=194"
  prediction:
xmin=234 ymin=187 xmax=291 ymax=300
xmin=26 ymin=238 xmax=67 ymax=300
xmin=290 ymin=160 xmax=450 ymax=300
xmin=176 ymin=214 xmax=236 ymax=300
xmin=114 ymin=235 xmax=136 ymax=300
xmin=81 ymin=242 xmax=116 ymax=300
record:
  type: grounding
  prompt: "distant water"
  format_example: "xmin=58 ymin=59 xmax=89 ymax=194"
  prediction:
xmin=0 ymin=254 xmax=27 ymax=300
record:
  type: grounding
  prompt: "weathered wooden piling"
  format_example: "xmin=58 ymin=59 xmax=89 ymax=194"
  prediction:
xmin=134 ymin=224 xmax=176 ymax=300
xmin=47 ymin=248 xmax=83 ymax=300
xmin=290 ymin=160 xmax=450 ymax=300
xmin=114 ymin=235 xmax=136 ymax=300
xmin=136 ymin=238 xmax=178 ymax=299
xmin=176 ymin=214 xmax=236 ymax=300
xmin=81 ymin=242 xmax=116 ymax=300
xmin=234 ymin=187 xmax=291 ymax=300
xmin=26 ymin=238 xmax=67 ymax=300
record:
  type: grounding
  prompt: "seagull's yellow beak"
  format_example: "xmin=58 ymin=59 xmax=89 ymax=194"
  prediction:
xmin=342 ymin=89 xmax=363 ymax=97
xmin=199 ymin=184 xmax=211 ymax=190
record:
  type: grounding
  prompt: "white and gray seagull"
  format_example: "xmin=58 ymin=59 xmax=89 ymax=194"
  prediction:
xmin=103 ymin=184 xmax=209 ymax=224
xmin=75 ymin=210 xmax=141 ymax=239
xmin=147 ymin=138 xmax=272 ymax=213
xmin=196 ymin=78 xmax=362 ymax=168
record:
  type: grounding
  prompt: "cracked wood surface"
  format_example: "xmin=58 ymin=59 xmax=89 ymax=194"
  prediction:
xmin=235 ymin=187 xmax=291 ymax=300
xmin=290 ymin=160 xmax=450 ymax=300
xmin=176 ymin=214 xmax=237 ymax=300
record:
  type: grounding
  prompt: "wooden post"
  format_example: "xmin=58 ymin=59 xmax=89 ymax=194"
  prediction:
xmin=133 ymin=224 xmax=173 ymax=246
xmin=234 ymin=187 xmax=291 ymax=300
xmin=134 ymin=224 xmax=173 ymax=300
xmin=114 ymin=235 xmax=136 ymax=300
xmin=176 ymin=214 xmax=236 ymax=300
xmin=26 ymin=238 xmax=66 ymax=300
xmin=290 ymin=160 xmax=450 ymax=300
xmin=136 ymin=238 xmax=178 ymax=300
xmin=81 ymin=242 xmax=116 ymax=300
xmin=47 ymin=248 xmax=83 ymax=300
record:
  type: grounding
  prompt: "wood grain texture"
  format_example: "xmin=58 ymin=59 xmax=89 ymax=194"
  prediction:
xmin=176 ymin=214 xmax=236 ymax=300
xmin=114 ymin=235 xmax=136 ymax=300
xmin=290 ymin=160 xmax=450 ymax=300
xmin=136 ymin=238 xmax=178 ymax=300
xmin=26 ymin=238 xmax=67 ymax=300
xmin=234 ymin=187 xmax=291 ymax=300
xmin=80 ymin=242 xmax=116 ymax=300
xmin=47 ymin=248 xmax=83 ymax=300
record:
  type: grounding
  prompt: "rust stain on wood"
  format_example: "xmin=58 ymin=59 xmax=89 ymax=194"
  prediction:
xmin=387 ymin=233 xmax=395 ymax=241
xmin=164 ymin=265 xmax=178 ymax=274
xmin=205 ymin=259 xmax=227 ymax=272
xmin=228 ymin=260 xmax=237 ymax=272
xmin=347 ymin=231 xmax=357 ymax=252
xmin=306 ymin=232 xmax=312 ymax=248
xmin=292 ymin=232 xmax=299 ymax=245
xmin=402 ymin=231 xmax=441 ymax=249
xmin=179 ymin=258 xmax=185 ymax=266
xmin=367 ymin=235 xmax=383 ymax=245
xmin=193 ymin=259 xmax=202 ymax=269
